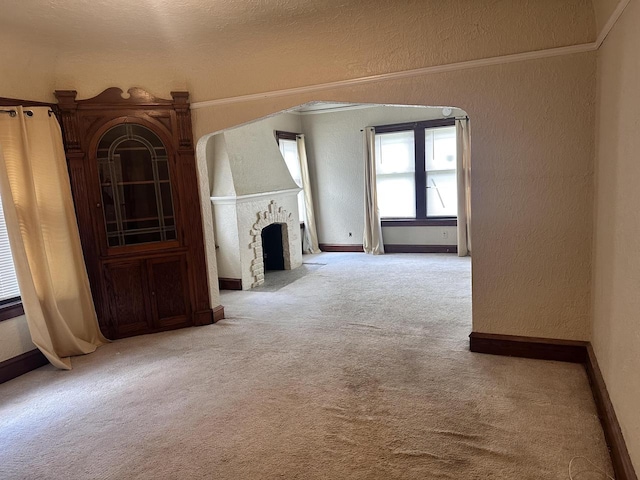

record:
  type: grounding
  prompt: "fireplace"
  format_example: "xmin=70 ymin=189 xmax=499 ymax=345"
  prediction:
xmin=247 ymin=200 xmax=300 ymax=288
xmin=211 ymin=195 xmax=302 ymax=289
xmin=206 ymin=124 xmax=303 ymax=290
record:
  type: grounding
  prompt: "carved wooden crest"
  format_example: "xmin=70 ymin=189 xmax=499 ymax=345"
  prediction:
xmin=55 ymin=87 xmax=188 ymax=107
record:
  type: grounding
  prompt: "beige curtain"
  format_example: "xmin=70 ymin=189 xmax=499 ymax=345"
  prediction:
xmin=0 ymin=106 xmax=107 ymax=370
xmin=456 ymin=118 xmax=472 ymax=256
xmin=363 ymin=127 xmax=384 ymax=255
xmin=296 ymin=135 xmax=321 ymax=254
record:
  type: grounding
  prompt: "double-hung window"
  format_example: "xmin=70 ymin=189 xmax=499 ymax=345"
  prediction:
xmin=375 ymin=119 xmax=457 ymax=222
xmin=276 ymin=131 xmax=305 ymax=223
xmin=0 ymin=195 xmax=22 ymax=321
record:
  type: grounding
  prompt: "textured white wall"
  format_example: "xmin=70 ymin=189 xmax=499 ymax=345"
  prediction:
xmin=592 ymin=0 xmax=622 ymax=31
xmin=300 ymin=106 xmax=465 ymax=245
xmin=0 ymin=32 xmax=57 ymax=102
xmin=207 ymin=134 xmax=235 ymax=197
xmin=211 ymin=203 xmax=241 ymax=280
xmin=0 ymin=315 xmax=34 ymax=362
xmin=382 ymin=226 xmax=458 ymax=246
xmin=592 ymin=0 xmax=640 ymax=470
xmin=224 ymin=123 xmax=299 ymax=196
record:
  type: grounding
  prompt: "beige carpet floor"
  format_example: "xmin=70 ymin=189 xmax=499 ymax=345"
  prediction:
xmin=0 ymin=253 xmax=612 ymax=479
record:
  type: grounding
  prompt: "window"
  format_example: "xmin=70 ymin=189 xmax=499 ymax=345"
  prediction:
xmin=375 ymin=130 xmax=416 ymax=218
xmin=425 ymin=126 xmax=457 ymax=217
xmin=276 ymin=131 xmax=305 ymax=223
xmin=374 ymin=119 xmax=457 ymax=221
xmin=0 ymin=195 xmax=23 ymax=321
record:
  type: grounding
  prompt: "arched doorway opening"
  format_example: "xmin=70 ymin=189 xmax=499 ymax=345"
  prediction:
xmin=195 ymin=101 xmax=470 ymax=304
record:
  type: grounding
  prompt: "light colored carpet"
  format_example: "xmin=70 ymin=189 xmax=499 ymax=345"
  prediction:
xmin=0 ymin=253 xmax=612 ymax=479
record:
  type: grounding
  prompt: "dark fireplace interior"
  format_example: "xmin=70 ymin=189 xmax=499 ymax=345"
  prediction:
xmin=262 ymin=223 xmax=285 ymax=271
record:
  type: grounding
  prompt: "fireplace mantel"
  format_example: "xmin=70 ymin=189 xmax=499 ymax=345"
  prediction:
xmin=210 ymin=187 xmax=301 ymax=206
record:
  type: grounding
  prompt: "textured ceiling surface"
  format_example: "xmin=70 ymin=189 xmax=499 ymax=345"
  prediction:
xmin=0 ymin=0 xmax=360 ymax=48
xmin=0 ymin=0 xmax=596 ymax=52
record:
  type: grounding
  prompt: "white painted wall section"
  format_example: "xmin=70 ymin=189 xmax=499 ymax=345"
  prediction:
xmin=592 ymin=0 xmax=640 ymax=470
xmin=0 ymin=316 xmax=34 ymax=362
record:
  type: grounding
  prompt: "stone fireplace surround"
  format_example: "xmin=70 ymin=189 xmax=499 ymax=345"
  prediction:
xmin=250 ymin=200 xmax=296 ymax=287
xmin=211 ymin=190 xmax=303 ymax=290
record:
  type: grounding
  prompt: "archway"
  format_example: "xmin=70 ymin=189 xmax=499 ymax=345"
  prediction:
xmin=194 ymin=101 xmax=470 ymax=303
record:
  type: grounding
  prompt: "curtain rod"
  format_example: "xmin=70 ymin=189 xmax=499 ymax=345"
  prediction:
xmin=0 ymin=109 xmax=55 ymax=117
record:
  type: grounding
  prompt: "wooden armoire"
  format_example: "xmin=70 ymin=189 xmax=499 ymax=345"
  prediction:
xmin=55 ymin=87 xmax=215 ymax=339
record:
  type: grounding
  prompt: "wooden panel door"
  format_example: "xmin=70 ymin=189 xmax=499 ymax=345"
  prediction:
xmin=103 ymin=260 xmax=152 ymax=338
xmin=147 ymin=255 xmax=191 ymax=330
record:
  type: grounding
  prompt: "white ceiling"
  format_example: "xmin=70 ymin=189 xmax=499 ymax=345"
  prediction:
xmin=0 ymin=0 xmax=356 ymax=49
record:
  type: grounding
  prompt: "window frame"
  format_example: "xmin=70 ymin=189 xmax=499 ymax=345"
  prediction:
xmin=0 ymin=298 xmax=24 ymax=322
xmin=0 ymin=97 xmax=53 ymax=322
xmin=374 ymin=118 xmax=457 ymax=224
xmin=275 ymin=130 xmax=299 ymax=143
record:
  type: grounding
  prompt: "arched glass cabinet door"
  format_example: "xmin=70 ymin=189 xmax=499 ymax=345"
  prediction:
xmin=96 ymin=124 xmax=177 ymax=247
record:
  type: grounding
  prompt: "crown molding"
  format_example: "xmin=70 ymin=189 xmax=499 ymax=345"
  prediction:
xmin=595 ymin=0 xmax=631 ymax=48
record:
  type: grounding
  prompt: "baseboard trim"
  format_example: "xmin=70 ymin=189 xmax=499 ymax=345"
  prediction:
xmin=470 ymin=332 xmax=637 ymax=480
xmin=585 ymin=345 xmax=638 ymax=480
xmin=218 ymin=278 xmax=243 ymax=290
xmin=0 ymin=349 xmax=48 ymax=385
xmin=318 ymin=244 xmax=458 ymax=253
xmin=384 ymin=244 xmax=458 ymax=254
xmin=193 ymin=309 xmax=214 ymax=326
xmin=212 ymin=305 xmax=225 ymax=322
xmin=319 ymin=244 xmax=364 ymax=252
xmin=469 ymin=332 xmax=588 ymax=363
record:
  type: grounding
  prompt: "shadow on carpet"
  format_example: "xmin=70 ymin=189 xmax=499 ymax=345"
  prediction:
xmin=252 ymin=263 xmax=324 ymax=292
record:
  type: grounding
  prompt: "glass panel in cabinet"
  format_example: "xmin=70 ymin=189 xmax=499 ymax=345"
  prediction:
xmin=96 ymin=124 xmax=177 ymax=247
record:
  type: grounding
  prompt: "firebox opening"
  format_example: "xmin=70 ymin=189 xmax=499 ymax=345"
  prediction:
xmin=262 ymin=223 xmax=286 ymax=271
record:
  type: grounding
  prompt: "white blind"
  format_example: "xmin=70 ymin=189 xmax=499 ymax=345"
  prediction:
xmin=0 ymin=196 xmax=20 ymax=301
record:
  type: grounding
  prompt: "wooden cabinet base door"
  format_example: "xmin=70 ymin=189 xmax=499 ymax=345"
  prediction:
xmin=148 ymin=255 xmax=191 ymax=330
xmin=103 ymin=261 xmax=152 ymax=338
